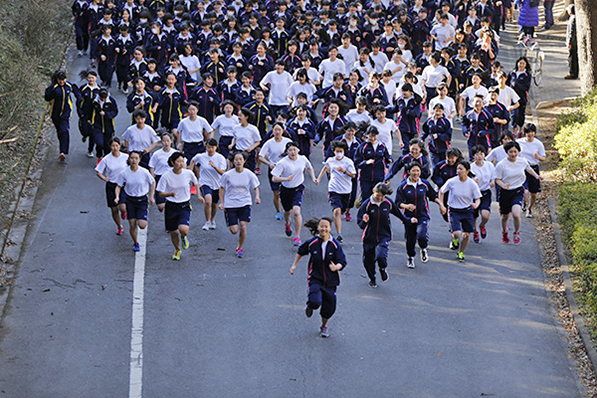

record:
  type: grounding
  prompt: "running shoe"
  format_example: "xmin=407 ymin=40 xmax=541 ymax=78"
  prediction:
xmin=522 ymin=202 xmax=527 ymax=212
xmin=305 ymin=306 xmax=313 ymax=318
xmin=420 ymin=248 xmax=429 ymax=263
xmin=502 ymin=232 xmax=510 ymax=244
xmin=473 ymin=231 xmax=480 ymax=243
xmin=86 ymin=151 xmax=94 ymax=158
xmin=285 ymin=223 xmax=292 ymax=236
xmin=255 ymin=168 xmax=261 ymax=175
xmin=236 ymin=248 xmax=244 ymax=258
xmin=480 ymin=226 xmax=487 ymax=239
xmin=380 ymin=267 xmax=389 ymax=281
xmin=133 ymin=242 xmax=140 ymax=252
xmin=336 ymin=234 xmax=343 ymax=243
xmin=172 ymin=250 xmax=181 ymax=260
xmin=202 ymin=222 xmax=210 ymax=231
xmin=513 ymin=232 xmax=521 ymax=244
xmin=77 ymin=50 xmax=83 ymax=57
xmin=293 ymin=237 xmax=302 ymax=246
xmin=449 ymin=238 xmax=459 ymax=250
xmin=319 ymin=325 xmax=330 ymax=338
xmin=116 ymin=226 xmax=123 ymax=235
xmin=59 ymin=153 xmax=67 ymax=162
xmin=345 ymin=210 xmax=353 ymax=222
xmin=525 ymin=209 xmax=533 ymax=218
xmin=182 ymin=236 xmax=189 ymax=250
xmin=190 ymin=186 xmax=197 ymax=195
xmin=121 ymin=212 xmax=127 ymax=220
xmin=457 ymin=252 xmax=465 ymax=262
xmin=209 ymin=220 xmax=216 ymax=230
xmin=368 ymin=280 xmax=378 ymax=289
xmin=407 ymin=257 xmax=415 ymax=269
xmin=275 ymin=212 xmax=282 ymax=220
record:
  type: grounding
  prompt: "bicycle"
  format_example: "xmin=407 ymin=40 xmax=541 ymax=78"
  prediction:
xmin=517 ymin=36 xmax=545 ymax=86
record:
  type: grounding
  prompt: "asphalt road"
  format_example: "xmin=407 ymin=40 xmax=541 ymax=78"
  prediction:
xmin=0 ymin=24 xmax=584 ymax=397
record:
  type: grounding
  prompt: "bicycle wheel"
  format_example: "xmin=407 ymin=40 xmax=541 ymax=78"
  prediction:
xmin=533 ymin=52 xmax=544 ymax=86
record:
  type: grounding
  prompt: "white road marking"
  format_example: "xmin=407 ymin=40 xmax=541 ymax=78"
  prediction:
xmin=128 ymin=227 xmax=148 ymax=398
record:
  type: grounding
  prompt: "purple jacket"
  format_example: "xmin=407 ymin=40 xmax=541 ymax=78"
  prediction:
xmin=518 ymin=0 xmax=539 ymax=28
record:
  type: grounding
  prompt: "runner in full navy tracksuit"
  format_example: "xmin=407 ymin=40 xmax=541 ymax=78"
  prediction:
xmin=395 ymin=162 xmax=445 ymax=268
xmin=290 ymin=217 xmax=347 ymax=338
xmin=96 ymin=25 xmax=117 ymax=87
xmin=484 ymin=87 xmax=511 ymax=148
xmin=77 ymin=70 xmax=101 ymax=157
xmin=420 ymin=103 xmax=452 ymax=167
xmin=44 ymin=71 xmax=81 ymax=161
xmin=287 ymin=105 xmax=317 ymax=159
xmin=354 ymin=126 xmax=392 ymax=202
xmin=462 ymin=95 xmax=494 ymax=159
xmin=390 ymin=84 xmax=422 ymax=155
xmin=91 ymin=88 xmax=119 ymax=158
xmin=384 ymin=138 xmax=430 ymax=183
xmin=357 ymin=182 xmax=412 ymax=288
xmin=72 ymin=0 xmax=90 ymax=55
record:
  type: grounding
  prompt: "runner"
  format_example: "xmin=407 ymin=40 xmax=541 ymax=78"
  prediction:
xmin=211 ymin=100 xmax=240 ymax=160
xmin=156 ymin=151 xmax=199 ymax=260
xmin=94 ymin=137 xmax=129 ymax=235
xmin=272 ymin=142 xmax=318 ymax=246
xmin=148 ymin=133 xmax=174 ymax=212
xmin=470 ymin=145 xmax=495 ymax=243
xmin=114 ymin=151 xmax=156 ymax=252
xmin=290 ymin=217 xmax=347 ymax=338
xmin=354 ymin=126 xmax=392 ymax=202
xmin=176 ymin=101 xmax=214 ymax=163
xmin=230 ymin=107 xmax=262 ymax=172
xmin=517 ymin=123 xmax=545 ymax=218
xmin=219 ymin=151 xmax=261 ymax=258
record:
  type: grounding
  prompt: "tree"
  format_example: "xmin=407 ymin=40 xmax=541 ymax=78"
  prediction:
xmin=576 ymin=0 xmax=597 ymax=95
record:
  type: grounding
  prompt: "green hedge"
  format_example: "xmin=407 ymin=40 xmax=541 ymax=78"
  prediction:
xmin=556 ymin=89 xmax=597 ymax=324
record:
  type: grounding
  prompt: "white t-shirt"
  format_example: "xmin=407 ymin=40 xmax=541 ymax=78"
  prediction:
xmin=345 ymin=109 xmax=373 ymax=125
xmin=382 ymin=80 xmax=397 ymax=104
xmin=212 ymin=114 xmax=240 ymax=137
xmin=470 ymin=161 xmax=495 ymax=191
xmin=421 ymin=64 xmax=450 ymax=88
xmin=271 ymin=155 xmax=313 ymax=188
xmin=371 ymin=119 xmax=396 ymax=155
xmin=494 ymin=157 xmax=531 ymax=189
xmin=156 ymin=168 xmax=198 ymax=203
xmin=180 ymin=54 xmax=201 ymax=81
xmin=261 ymin=71 xmax=294 ymax=106
xmin=384 ymin=60 xmax=406 ymax=83
xmin=461 ymin=85 xmax=489 ymax=108
xmin=122 ymin=124 xmax=160 ymax=152
xmin=294 ymin=67 xmax=320 ymax=85
xmin=178 ymin=116 xmax=213 ymax=143
xmin=487 ymin=146 xmax=508 ymax=164
xmin=323 ymin=156 xmax=356 ymax=194
xmin=370 ymin=51 xmax=389 ymax=74
xmin=430 ymin=24 xmax=456 ymax=50
xmin=234 ymin=124 xmax=261 ymax=150
xmin=338 ymin=44 xmax=359 ymax=73
xmin=517 ymin=138 xmax=545 ymax=166
xmin=114 ymin=167 xmax=155 ymax=197
xmin=319 ymin=58 xmax=346 ymax=88
xmin=440 ymin=176 xmax=482 ymax=209
xmin=429 ymin=96 xmax=457 ymax=124
xmin=495 ymin=86 xmax=520 ymax=108
xmin=148 ymin=148 xmax=174 ymax=176
xmin=286 ymin=81 xmax=317 ymax=104
xmin=220 ymin=168 xmax=260 ymax=208
xmin=95 ymin=152 xmax=129 ymax=181
xmin=192 ymin=152 xmax=227 ymax=189
xmin=259 ymin=137 xmax=292 ymax=166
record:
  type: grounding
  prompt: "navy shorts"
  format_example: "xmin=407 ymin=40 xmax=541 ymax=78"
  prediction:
xmin=328 ymin=192 xmax=350 ymax=212
xmin=449 ymin=207 xmax=474 ymax=233
xmin=280 ymin=184 xmax=305 ymax=212
xmin=225 ymin=205 xmax=252 ymax=226
xmin=165 ymin=200 xmax=192 ymax=232
xmin=267 ymin=167 xmax=281 ymax=191
xmin=200 ymin=185 xmax=220 ymax=203
xmin=154 ymin=175 xmax=166 ymax=205
xmin=524 ymin=165 xmax=541 ymax=194
xmin=106 ymin=181 xmax=126 ymax=208
xmin=474 ymin=189 xmax=492 ymax=218
xmin=183 ymin=141 xmax=206 ymax=163
xmin=125 ymin=195 xmax=149 ymax=221
xmin=499 ymin=186 xmax=525 ymax=215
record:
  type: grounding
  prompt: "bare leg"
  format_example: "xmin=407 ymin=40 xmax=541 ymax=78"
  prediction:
xmin=460 ymin=232 xmax=470 ymax=253
xmin=512 ymin=205 xmax=522 ymax=233
xmin=204 ymin=195 xmax=213 ymax=222
xmin=321 ymin=317 xmax=329 ymax=327
xmin=273 ymin=190 xmax=281 ymax=213
xmin=170 ymin=230 xmax=181 ymax=251
xmin=111 ymin=207 xmax=122 ymax=228
xmin=479 ymin=210 xmax=490 ymax=228
xmin=293 ymin=206 xmax=303 ymax=238
xmin=238 ymin=221 xmax=248 ymax=250
xmin=501 ymin=214 xmax=510 ymax=233
xmin=128 ymin=219 xmax=138 ymax=243
xmin=528 ymin=192 xmax=537 ymax=211
xmin=210 ymin=203 xmax=218 ymax=222
xmin=333 ymin=207 xmax=342 ymax=234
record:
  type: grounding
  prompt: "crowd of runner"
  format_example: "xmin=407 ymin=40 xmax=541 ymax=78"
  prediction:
xmin=43 ymin=0 xmax=547 ymax=338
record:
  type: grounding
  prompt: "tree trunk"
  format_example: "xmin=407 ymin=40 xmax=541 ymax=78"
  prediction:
xmin=576 ymin=0 xmax=597 ymax=95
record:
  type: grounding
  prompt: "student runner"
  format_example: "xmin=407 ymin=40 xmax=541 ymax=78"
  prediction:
xmin=148 ymin=134 xmax=174 ymax=212
xmin=470 ymin=145 xmax=495 ymax=243
xmin=95 ymin=137 xmax=128 ymax=235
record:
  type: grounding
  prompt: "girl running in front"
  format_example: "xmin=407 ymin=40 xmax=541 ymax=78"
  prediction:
xmin=438 ymin=160 xmax=482 ymax=262
xmin=114 ymin=151 xmax=156 ymax=252
xmin=258 ymin=122 xmax=293 ymax=220
xmin=470 ymin=145 xmax=495 ymax=243
xmin=230 ymin=108 xmax=262 ymax=172
xmin=494 ymin=141 xmax=542 ymax=244
xmin=94 ymin=137 xmax=128 ymax=235
xmin=219 ymin=151 xmax=261 ymax=258
xmin=156 ymin=152 xmax=199 ymax=260
xmin=211 ymin=100 xmax=240 ymax=160
xmin=315 ymin=141 xmax=357 ymax=243
xmin=395 ymin=162 xmax=445 ymax=268
xmin=290 ymin=217 xmax=347 ymax=338
xmin=190 ymin=138 xmax=228 ymax=231
xmin=149 ymin=133 xmax=174 ymax=213
xmin=272 ymin=142 xmax=318 ymax=246
xmin=357 ymin=182 xmax=412 ymax=288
